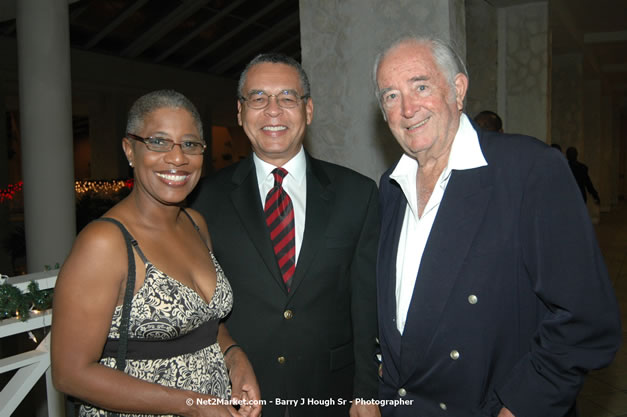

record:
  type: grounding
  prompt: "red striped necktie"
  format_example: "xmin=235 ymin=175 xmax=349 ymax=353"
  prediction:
xmin=264 ymin=167 xmax=296 ymax=290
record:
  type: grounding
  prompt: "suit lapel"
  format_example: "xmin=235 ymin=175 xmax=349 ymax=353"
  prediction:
xmin=229 ymin=157 xmax=286 ymax=292
xmin=287 ymin=155 xmax=333 ymax=297
xmin=377 ymin=176 xmax=406 ymax=377
xmin=400 ymin=165 xmax=493 ymax=381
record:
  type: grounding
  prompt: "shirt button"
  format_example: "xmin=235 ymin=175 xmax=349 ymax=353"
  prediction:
xmin=398 ymin=388 xmax=407 ymax=397
xmin=277 ymin=356 xmax=286 ymax=364
xmin=283 ymin=309 xmax=294 ymax=319
xmin=468 ymin=294 xmax=478 ymax=304
xmin=440 ymin=402 xmax=447 ymax=410
xmin=450 ymin=350 xmax=460 ymax=360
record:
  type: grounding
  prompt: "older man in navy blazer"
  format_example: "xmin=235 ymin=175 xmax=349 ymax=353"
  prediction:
xmin=373 ymin=36 xmax=621 ymax=417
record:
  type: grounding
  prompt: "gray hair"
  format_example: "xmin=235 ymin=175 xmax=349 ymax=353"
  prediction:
xmin=126 ymin=89 xmax=203 ymax=139
xmin=372 ymin=36 xmax=468 ymax=103
xmin=237 ymin=53 xmax=311 ymax=99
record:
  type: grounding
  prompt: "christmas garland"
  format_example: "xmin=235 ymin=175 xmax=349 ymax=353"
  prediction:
xmin=0 ymin=277 xmax=54 ymax=321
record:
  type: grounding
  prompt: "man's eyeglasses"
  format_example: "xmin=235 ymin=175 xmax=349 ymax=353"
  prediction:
xmin=126 ymin=133 xmax=206 ymax=155
xmin=239 ymin=90 xmax=309 ymax=109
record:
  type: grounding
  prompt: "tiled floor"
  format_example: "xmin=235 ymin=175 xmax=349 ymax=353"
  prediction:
xmin=577 ymin=204 xmax=627 ymax=417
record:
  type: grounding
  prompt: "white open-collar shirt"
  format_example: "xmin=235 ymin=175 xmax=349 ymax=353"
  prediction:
xmin=390 ymin=114 xmax=487 ymax=334
xmin=253 ymin=147 xmax=307 ymax=264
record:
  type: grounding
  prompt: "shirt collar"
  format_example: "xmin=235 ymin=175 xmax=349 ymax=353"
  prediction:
xmin=390 ymin=113 xmax=487 ymax=184
xmin=253 ymin=146 xmax=307 ymax=186
xmin=448 ymin=113 xmax=487 ymax=172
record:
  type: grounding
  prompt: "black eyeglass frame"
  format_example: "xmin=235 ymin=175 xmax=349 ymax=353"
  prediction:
xmin=238 ymin=91 xmax=310 ymax=109
xmin=126 ymin=132 xmax=206 ymax=155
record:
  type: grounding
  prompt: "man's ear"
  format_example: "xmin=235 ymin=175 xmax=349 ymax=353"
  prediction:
xmin=237 ymin=100 xmax=243 ymax=126
xmin=305 ymin=97 xmax=314 ymax=125
xmin=454 ymin=73 xmax=468 ymax=111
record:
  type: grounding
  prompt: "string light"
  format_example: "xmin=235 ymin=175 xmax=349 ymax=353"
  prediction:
xmin=0 ymin=181 xmax=23 ymax=203
xmin=0 ymin=179 xmax=134 ymax=205
xmin=74 ymin=179 xmax=133 ymax=197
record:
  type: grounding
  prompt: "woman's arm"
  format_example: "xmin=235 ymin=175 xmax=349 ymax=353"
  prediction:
xmin=51 ymin=221 xmax=240 ymax=417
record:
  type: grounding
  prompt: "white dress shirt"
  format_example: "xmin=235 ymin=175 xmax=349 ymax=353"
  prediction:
xmin=390 ymin=114 xmax=487 ymax=334
xmin=253 ymin=147 xmax=307 ymax=263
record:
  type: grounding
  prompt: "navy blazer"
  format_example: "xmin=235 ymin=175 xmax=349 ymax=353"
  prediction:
xmin=376 ymin=127 xmax=621 ymax=417
xmin=192 ymin=153 xmax=379 ymax=417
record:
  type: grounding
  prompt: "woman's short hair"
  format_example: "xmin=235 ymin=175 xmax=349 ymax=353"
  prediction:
xmin=126 ymin=89 xmax=203 ymax=139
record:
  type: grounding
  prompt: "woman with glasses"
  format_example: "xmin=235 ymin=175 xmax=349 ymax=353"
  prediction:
xmin=51 ymin=90 xmax=261 ymax=417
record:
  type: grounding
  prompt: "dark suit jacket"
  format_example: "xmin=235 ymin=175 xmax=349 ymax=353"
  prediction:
xmin=376 ymin=127 xmax=621 ymax=417
xmin=191 ymin=152 xmax=379 ymax=417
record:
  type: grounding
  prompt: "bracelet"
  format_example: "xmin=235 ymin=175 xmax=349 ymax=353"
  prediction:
xmin=223 ymin=344 xmax=242 ymax=357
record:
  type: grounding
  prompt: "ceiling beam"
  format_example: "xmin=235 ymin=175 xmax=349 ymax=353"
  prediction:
xmin=121 ymin=0 xmax=210 ymax=58
xmin=183 ymin=0 xmax=286 ymax=69
xmin=208 ymin=13 xmax=298 ymax=74
xmin=69 ymin=0 xmax=91 ymax=21
xmin=83 ymin=0 xmax=149 ymax=49
xmin=154 ymin=0 xmax=247 ymax=63
xmin=270 ymin=35 xmax=300 ymax=54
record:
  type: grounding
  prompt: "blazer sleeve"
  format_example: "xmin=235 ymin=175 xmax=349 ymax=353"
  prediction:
xmin=495 ymin=147 xmax=621 ymax=416
xmin=350 ymin=180 xmax=381 ymax=400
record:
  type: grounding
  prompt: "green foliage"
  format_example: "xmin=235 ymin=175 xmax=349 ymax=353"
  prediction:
xmin=0 ymin=280 xmax=53 ymax=321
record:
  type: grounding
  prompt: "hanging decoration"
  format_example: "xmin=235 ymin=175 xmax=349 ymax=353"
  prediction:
xmin=0 ymin=278 xmax=53 ymax=321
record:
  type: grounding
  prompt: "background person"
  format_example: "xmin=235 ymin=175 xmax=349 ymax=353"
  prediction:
xmin=373 ymin=36 xmax=620 ymax=417
xmin=473 ymin=110 xmax=503 ymax=132
xmin=192 ymin=53 xmax=380 ymax=417
xmin=51 ymin=90 xmax=260 ymax=417
xmin=566 ymin=146 xmax=601 ymax=204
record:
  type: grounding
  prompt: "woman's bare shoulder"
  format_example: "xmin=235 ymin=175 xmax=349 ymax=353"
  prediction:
xmin=59 ymin=218 xmax=130 ymax=285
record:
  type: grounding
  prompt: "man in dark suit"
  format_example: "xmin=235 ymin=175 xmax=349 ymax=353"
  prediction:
xmin=372 ymin=36 xmax=621 ymax=416
xmin=192 ymin=53 xmax=380 ymax=417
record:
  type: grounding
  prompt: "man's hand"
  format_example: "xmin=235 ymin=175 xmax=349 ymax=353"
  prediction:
xmin=224 ymin=347 xmax=261 ymax=417
xmin=497 ymin=407 xmax=515 ymax=417
xmin=350 ymin=402 xmax=381 ymax=417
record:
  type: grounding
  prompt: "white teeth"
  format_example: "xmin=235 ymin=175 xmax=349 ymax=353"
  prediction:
xmin=156 ymin=173 xmax=188 ymax=181
xmin=407 ymin=118 xmax=429 ymax=130
xmin=263 ymin=126 xmax=287 ymax=131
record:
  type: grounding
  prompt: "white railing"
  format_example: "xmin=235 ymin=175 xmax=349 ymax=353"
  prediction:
xmin=0 ymin=270 xmax=64 ymax=417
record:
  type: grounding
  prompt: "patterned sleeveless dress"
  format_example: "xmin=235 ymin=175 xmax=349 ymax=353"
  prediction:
xmin=79 ymin=214 xmax=233 ymax=416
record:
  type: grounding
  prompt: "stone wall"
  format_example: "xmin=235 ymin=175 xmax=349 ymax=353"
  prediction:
xmin=300 ymin=0 xmax=466 ymax=182
xmin=503 ymin=3 xmax=549 ymax=141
